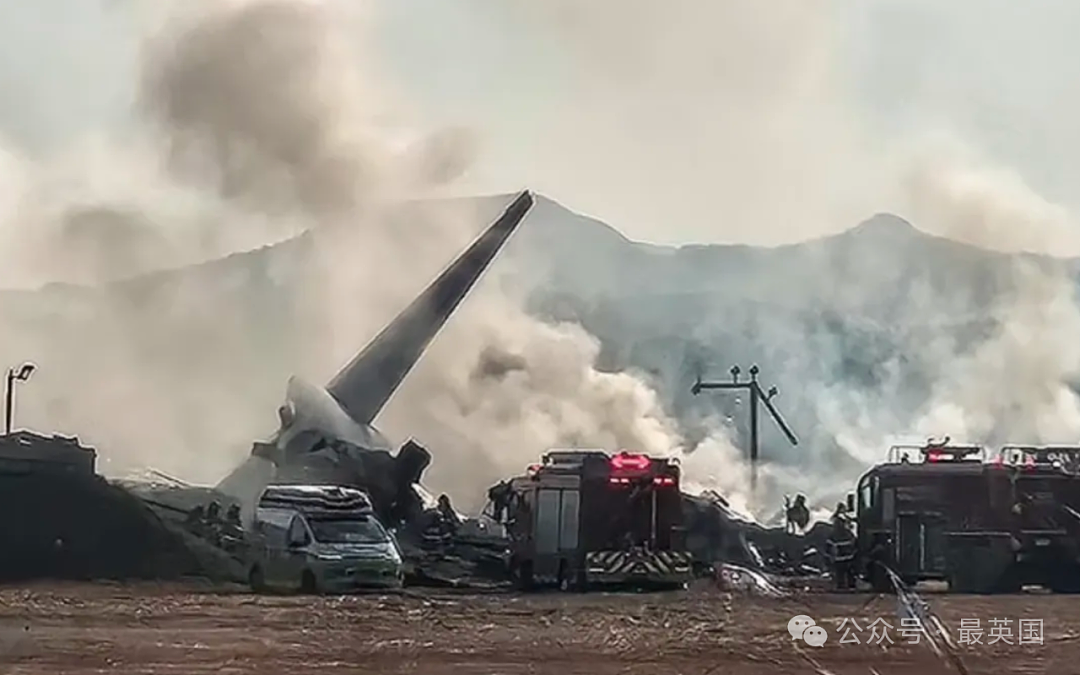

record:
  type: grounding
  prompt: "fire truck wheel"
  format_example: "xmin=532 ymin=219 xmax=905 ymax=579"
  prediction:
xmin=1048 ymin=568 xmax=1080 ymax=594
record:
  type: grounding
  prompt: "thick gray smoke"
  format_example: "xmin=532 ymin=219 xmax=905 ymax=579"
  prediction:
xmin=378 ymin=291 xmax=699 ymax=510
xmin=3 ymin=0 xmax=1080 ymax=522
xmin=0 ymin=0 xmax=709 ymax=511
xmin=449 ymin=0 xmax=1080 ymax=517
xmin=902 ymin=143 xmax=1080 ymax=445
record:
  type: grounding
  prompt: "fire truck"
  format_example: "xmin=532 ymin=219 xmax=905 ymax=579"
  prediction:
xmin=497 ymin=449 xmax=693 ymax=591
xmin=847 ymin=441 xmax=988 ymax=592
xmin=978 ymin=445 xmax=1080 ymax=593
xmin=848 ymin=440 xmax=1080 ymax=593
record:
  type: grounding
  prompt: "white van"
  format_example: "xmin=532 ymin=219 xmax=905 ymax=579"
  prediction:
xmin=247 ymin=485 xmax=404 ymax=593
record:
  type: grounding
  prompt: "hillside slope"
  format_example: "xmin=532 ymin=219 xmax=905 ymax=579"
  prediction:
xmin=3 ymin=194 xmax=1078 ymax=507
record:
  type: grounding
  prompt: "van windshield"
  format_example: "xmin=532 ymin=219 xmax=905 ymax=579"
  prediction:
xmin=309 ymin=517 xmax=389 ymax=544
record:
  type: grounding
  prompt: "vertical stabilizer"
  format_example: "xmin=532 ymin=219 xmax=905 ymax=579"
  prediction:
xmin=325 ymin=190 xmax=533 ymax=424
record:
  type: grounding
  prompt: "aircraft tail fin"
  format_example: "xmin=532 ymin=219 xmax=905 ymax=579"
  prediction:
xmin=325 ymin=190 xmax=533 ymax=424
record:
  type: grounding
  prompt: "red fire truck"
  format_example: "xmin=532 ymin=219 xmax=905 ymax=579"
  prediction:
xmin=498 ymin=449 xmax=692 ymax=591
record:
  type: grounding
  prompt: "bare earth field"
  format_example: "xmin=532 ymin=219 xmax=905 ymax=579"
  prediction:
xmin=0 ymin=582 xmax=1076 ymax=674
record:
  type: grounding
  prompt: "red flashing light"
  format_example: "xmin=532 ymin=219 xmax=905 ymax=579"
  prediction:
xmin=926 ymin=451 xmax=944 ymax=463
xmin=653 ymin=476 xmax=676 ymax=486
xmin=608 ymin=477 xmax=631 ymax=485
xmin=611 ymin=452 xmax=651 ymax=471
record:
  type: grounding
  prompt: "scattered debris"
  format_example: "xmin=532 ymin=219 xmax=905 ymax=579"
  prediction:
xmin=883 ymin=565 xmax=970 ymax=675
xmin=714 ymin=563 xmax=788 ymax=598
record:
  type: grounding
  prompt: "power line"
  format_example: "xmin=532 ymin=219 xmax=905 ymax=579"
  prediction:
xmin=690 ymin=364 xmax=798 ymax=493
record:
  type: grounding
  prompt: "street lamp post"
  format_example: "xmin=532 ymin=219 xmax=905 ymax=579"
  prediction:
xmin=4 ymin=362 xmax=36 ymax=435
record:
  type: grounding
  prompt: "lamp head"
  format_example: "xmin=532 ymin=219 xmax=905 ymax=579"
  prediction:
xmin=15 ymin=363 xmax=35 ymax=381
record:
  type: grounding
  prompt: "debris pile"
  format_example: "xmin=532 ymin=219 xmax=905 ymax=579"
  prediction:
xmin=714 ymin=563 xmax=788 ymax=597
xmin=681 ymin=491 xmax=831 ymax=578
xmin=394 ymin=489 xmax=511 ymax=588
xmin=291 ymin=439 xmax=837 ymax=586
xmin=0 ymin=469 xmax=201 ymax=582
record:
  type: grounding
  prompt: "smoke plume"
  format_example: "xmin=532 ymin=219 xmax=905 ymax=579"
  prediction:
xmin=424 ymin=0 xmax=1080 ymax=517
xmin=0 ymin=0 xmax=713 ymax=512
xmin=901 ymin=140 xmax=1080 ymax=446
xmin=3 ymin=0 xmax=1080 ymax=522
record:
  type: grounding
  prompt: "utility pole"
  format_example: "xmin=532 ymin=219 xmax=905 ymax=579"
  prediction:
xmin=4 ymin=362 xmax=36 ymax=435
xmin=690 ymin=364 xmax=798 ymax=493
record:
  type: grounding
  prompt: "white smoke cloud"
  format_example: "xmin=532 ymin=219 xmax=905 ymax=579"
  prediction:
xmin=3 ymin=0 xmax=1080 ymax=525
xmin=809 ymin=139 xmax=1080 ymax=496
xmin=428 ymin=0 xmax=1080 ymax=516
xmin=901 ymin=142 xmax=1080 ymax=445
xmin=0 ymin=0 xmax=725 ymax=513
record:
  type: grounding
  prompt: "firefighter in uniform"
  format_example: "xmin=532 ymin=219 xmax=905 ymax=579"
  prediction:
xmin=828 ymin=501 xmax=856 ymax=590
xmin=786 ymin=495 xmax=810 ymax=534
xmin=221 ymin=504 xmax=245 ymax=554
xmin=204 ymin=501 xmax=224 ymax=547
xmin=437 ymin=494 xmax=461 ymax=535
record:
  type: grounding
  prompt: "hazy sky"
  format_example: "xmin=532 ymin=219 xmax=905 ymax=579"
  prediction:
xmin=4 ymin=0 xmax=1080 ymax=245
xmin=376 ymin=0 xmax=1080 ymax=245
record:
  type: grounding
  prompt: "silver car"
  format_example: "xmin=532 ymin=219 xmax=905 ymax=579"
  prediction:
xmin=248 ymin=507 xmax=404 ymax=593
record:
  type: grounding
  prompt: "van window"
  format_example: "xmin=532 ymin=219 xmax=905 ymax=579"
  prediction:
xmin=309 ymin=517 xmax=389 ymax=544
xmin=287 ymin=517 xmax=311 ymax=546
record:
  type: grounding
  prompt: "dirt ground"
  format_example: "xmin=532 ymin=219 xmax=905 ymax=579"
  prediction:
xmin=0 ymin=581 xmax=1075 ymax=675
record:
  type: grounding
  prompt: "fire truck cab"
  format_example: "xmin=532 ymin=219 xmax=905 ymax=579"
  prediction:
xmin=849 ymin=440 xmax=1080 ymax=593
xmin=499 ymin=449 xmax=692 ymax=591
xmin=848 ymin=441 xmax=987 ymax=592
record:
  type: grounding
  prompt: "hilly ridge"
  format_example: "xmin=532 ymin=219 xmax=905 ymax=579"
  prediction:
xmin=2 ymin=193 xmax=1079 ymax=506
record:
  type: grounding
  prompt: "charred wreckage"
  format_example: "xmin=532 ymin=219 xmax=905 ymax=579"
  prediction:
xmin=7 ymin=188 xmax=1080 ymax=595
xmin=0 ymin=188 xmax=837 ymax=591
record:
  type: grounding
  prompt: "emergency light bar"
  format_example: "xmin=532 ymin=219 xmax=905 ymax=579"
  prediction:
xmin=607 ymin=475 xmax=676 ymax=486
xmin=924 ymin=447 xmax=983 ymax=462
xmin=998 ymin=445 xmax=1080 ymax=472
xmin=610 ymin=452 xmax=650 ymax=471
xmin=887 ymin=441 xmax=985 ymax=464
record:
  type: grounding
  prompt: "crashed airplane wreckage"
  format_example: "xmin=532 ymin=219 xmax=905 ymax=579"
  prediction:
xmin=132 ymin=179 xmax=830 ymax=589
xmin=4 ymin=187 xmax=830 ymax=588
xmin=127 ymin=190 xmax=535 ymax=586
